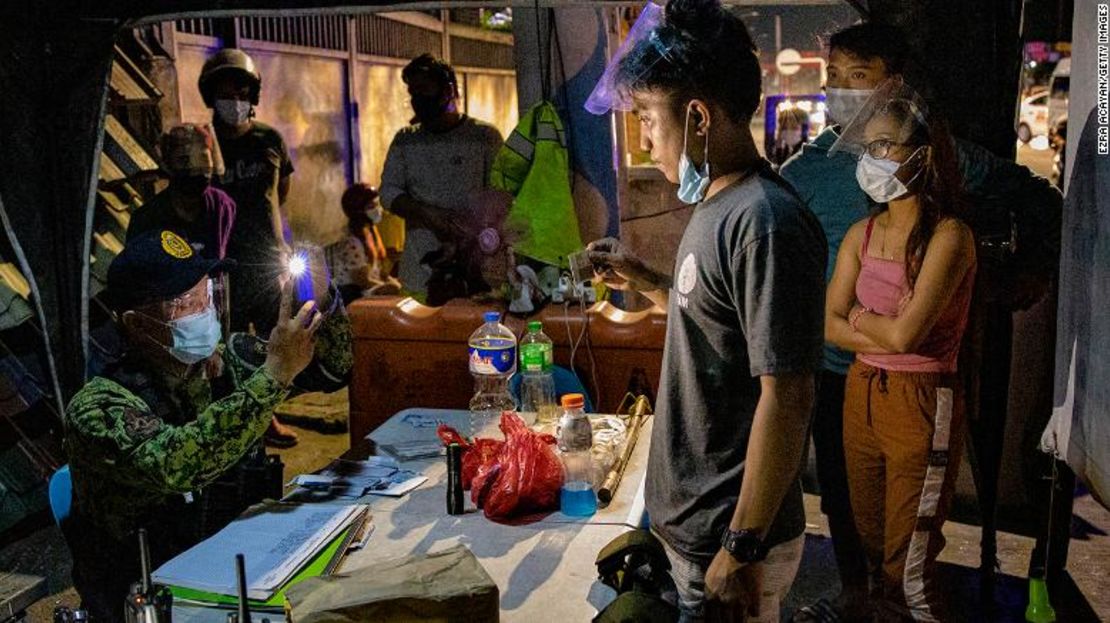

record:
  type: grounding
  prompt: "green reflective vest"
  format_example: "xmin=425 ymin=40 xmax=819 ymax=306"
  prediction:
xmin=490 ymin=101 xmax=583 ymax=267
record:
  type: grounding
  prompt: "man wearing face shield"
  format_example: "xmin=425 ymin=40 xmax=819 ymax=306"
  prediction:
xmin=62 ymin=229 xmax=321 ymax=622
xmin=779 ymin=23 xmax=1063 ymax=623
xmin=379 ymin=53 xmax=504 ymax=300
xmin=199 ymin=48 xmax=300 ymax=445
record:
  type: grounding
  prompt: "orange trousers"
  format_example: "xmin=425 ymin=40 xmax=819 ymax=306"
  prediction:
xmin=843 ymin=361 xmax=965 ymax=622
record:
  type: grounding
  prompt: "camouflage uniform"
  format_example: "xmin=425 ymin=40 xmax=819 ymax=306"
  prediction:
xmin=63 ymin=344 xmax=286 ymax=622
xmin=295 ymin=288 xmax=354 ymax=393
xmin=64 ymin=225 xmax=354 ymax=621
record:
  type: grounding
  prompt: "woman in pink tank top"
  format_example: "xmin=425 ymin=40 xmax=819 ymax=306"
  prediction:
xmin=824 ymin=83 xmax=977 ymax=621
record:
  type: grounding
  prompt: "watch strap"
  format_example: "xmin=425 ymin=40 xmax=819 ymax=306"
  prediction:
xmin=720 ymin=528 xmax=768 ymax=563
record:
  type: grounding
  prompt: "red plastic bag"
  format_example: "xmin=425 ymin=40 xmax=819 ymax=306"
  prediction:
xmin=437 ymin=424 xmax=503 ymax=491
xmin=470 ymin=412 xmax=564 ymax=521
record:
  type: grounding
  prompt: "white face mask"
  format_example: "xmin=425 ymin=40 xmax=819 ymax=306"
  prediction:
xmin=856 ymin=154 xmax=909 ymax=203
xmin=855 ymin=147 xmax=925 ymax=203
xmin=676 ymin=105 xmax=711 ymax=204
xmin=826 ymin=87 xmax=874 ymax=126
xmin=215 ymin=99 xmax=252 ymax=126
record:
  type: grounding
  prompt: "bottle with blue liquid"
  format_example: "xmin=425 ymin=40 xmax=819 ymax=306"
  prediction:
xmin=557 ymin=393 xmax=597 ymax=517
xmin=468 ymin=311 xmax=517 ymax=437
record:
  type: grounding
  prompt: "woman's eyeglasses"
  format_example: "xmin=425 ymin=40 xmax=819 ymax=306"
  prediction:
xmin=863 ymin=138 xmax=915 ymax=160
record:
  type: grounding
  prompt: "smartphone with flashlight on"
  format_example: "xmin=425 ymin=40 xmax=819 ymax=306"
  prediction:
xmin=287 ymin=244 xmax=329 ymax=321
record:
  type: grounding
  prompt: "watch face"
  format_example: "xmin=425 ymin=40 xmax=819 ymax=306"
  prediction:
xmin=723 ymin=530 xmax=766 ymax=563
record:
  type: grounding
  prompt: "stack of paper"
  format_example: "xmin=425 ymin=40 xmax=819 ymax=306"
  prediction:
xmin=289 ymin=456 xmax=428 ymax=498
xmin=152 ymin=502 xmax=367 ymax=602
xmin=379 ymin=439 xmax=445 ymax=461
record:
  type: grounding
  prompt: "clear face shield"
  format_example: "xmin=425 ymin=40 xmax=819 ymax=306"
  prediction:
xmin=584 ymin=1 xmax=670 ymax=115
xmin=828 ymin=79 xmax=933 ymax=203
xmin=827 ymin=78 xmax=931 ymax=159
xmin=137 ymin=279 xmax=214 ymax=322
xmin=129 ymin=280 xmax=221 ymax=365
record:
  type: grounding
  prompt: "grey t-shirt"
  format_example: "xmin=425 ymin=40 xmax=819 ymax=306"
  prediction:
xmin=379 ymin=116 xmax=503 ymax=295
xmin=645 ymin=166 xmax=827 ymax=564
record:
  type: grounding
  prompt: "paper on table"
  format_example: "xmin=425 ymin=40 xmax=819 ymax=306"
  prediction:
xmin=367 ymin=472 xmax=428 ymax=497
xmin=168 ymin=524 xmax=358 ymax=611
xmin=288 ymin=474 xmax=335 ymax=490
xmin=152 ymin=502 xmax=366 ymax=601
xmin=318 ymin=458 xmax=428 ymax=498
xmin=379 ymin=439 xmax=446 ymax=461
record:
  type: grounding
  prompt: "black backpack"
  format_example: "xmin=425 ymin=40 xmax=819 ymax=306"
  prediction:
xmin=593 ymin=529 xmax=680 ymax=623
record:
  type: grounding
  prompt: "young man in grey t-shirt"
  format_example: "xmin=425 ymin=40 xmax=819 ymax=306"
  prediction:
xmin=587 ymin=3 xmax=826 ymax=621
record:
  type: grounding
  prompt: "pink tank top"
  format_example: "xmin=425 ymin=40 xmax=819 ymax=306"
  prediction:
xmin=855 ymin=216 xmax=975 ymax=373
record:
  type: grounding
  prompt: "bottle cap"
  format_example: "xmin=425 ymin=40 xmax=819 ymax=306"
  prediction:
xmin=483 ymin=311 xmax=500 ymax=323
xmin=561 ymin=393 xmax=585 ymax=409
xmin=527 ymin=320 xmax=542 ymax=332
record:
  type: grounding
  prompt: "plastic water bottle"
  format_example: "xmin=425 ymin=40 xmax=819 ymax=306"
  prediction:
xmin=468 ymin=311 xmax=517 ymax=436
xmin=557 ymin=393 xmax=597 ymax=517
xmin=519 ymin=321 xmax=557 ymax=425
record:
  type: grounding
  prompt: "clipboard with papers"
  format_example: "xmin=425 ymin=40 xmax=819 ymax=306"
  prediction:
xmin=152 ymin=502 xmax=370 ymax=606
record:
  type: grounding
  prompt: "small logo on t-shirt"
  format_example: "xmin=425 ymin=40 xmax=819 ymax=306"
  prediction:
xmin=677 ymin=253 xmax=697 ymax=294
xmin=676 ymin=253 xmax=697 ymax=309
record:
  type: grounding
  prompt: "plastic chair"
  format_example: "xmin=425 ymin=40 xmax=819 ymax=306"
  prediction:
xmin=48 ymin=464 xmax=72 ymax=525
xmin=510 ymin=365 xmax=595 ymax=413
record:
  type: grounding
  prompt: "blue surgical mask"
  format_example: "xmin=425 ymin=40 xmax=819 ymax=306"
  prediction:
xmin=677 ymin=105 xmax=711 ymax=204
xmin=166 ymin=305 xmax=221 ymax=365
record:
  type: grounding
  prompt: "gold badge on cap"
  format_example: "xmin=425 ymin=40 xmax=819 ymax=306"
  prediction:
xmin=161 ymin=231 xmax=194 ymax=259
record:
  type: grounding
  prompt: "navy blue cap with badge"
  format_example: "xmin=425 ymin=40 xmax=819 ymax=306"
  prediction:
xmin=106 ymin=229 xmax=233 ymax=311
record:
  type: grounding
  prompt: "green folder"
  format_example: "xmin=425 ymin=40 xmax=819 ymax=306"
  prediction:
xmin=169 ymin=525 xmax=353 ymax=611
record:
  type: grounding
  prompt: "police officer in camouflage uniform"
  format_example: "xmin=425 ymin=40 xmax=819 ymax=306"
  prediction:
xmin=63 ymin=229 xmax=323 ymax=622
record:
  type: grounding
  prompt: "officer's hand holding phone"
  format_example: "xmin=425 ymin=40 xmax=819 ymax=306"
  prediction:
xmin=287 ymin=245 xmax=335 ymax=320
xmin=265 ymin=280 xmax=322 ymax=386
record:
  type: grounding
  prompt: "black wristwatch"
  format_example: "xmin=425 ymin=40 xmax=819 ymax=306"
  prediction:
xmin=720 ymin=528 xmax=768 ymax=563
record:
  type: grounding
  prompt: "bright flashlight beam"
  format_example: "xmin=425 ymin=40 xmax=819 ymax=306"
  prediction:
xmin=288 ymin=253 xmax=308 ymax=278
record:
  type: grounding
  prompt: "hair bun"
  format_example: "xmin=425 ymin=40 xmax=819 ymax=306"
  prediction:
xmin=664 ymin=0 xmax=723 ymax=34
